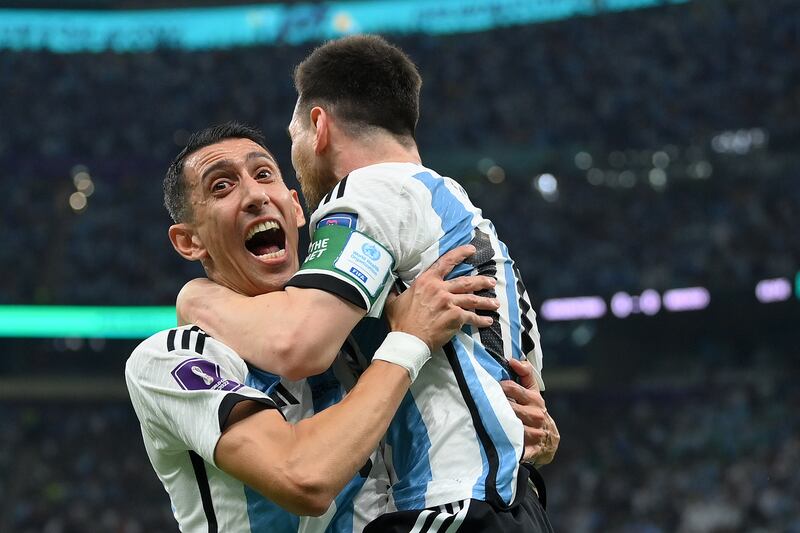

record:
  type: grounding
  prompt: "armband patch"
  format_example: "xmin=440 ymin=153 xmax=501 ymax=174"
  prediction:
xmin=317 ymin=212 xmax=358 ymax=230
xmin=298 ymin=224 xmax=394 ymax=306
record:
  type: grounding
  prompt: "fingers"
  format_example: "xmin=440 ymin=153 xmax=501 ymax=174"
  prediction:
xmin=446 ymin=274 xmax=496 ymax=294
xmin=522 ymin=411 xmax=560 ymax=465
xmin=500 ymin=380 xmax=545 ymax=409
xmin=427 ymin=245 xmax=476 ymax=279
xmin=523 ymin=426 xmax=547 ymax=451
xmin=508 ymin=357 xmax=539 ymax=391
xmin=507 ymin=399 xmax=546 ymax=428
xmin=523 ymin=444 xmax=544 ymax=463
xmin=450 ymin=293 xmax=499 ymax=313
xmin=457 ymin=309 xmax=494 ymax=329
xmin=545 ymin=412 xmax=560 ymax=442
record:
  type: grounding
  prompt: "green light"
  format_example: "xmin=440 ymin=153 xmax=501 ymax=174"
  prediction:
xmin=0 ymin=306 xmax=176 ymax=339
xmin=796 ymin=272 xmax=800 ymax=300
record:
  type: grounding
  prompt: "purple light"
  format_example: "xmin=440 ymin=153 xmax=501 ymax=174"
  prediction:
xmin=755 ymin=278 xmax=791 ymax=303
xmin=639 ymin=289 xmax=662 ymax=315
xmin=663 ymin=287 xmax=710 ymax=312
xmin=611 ymin=290 xmax=660 ymax=317
xmin=611 ymin=292 xmax=633 ymax=318
xmin=540 ymin=297 xmax=607 ymax=321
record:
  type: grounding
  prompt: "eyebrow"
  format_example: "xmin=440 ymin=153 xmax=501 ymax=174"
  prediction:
xmin=200 ymin=150 xmax=276 ymax=183
xmin=247 ymin=150 xmax=275 ymax=163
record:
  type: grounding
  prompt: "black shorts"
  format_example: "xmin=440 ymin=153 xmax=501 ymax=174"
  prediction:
xmin=364 ymin=466 xmax=554 ymax=533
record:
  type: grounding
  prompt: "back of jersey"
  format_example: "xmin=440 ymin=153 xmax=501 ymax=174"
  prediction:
xmin=304 ymin=162 xmax=544 ymax=512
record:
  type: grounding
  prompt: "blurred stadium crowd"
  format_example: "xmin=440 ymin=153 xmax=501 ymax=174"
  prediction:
xmin=1 ymin=0 xmax=798 ymax=531
xmin=5 ymin=362 xmax=798 ymax=532
xmin=0 ymin=0 xmax=797 ymax=305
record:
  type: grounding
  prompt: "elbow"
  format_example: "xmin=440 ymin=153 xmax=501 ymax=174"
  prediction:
xmin=292 ymin=493 xmax=333 ymax=517
xmin=175 ymin=280 xmax=206 ymax=325
xmin=282 ymin=467 xmax=336 ymax=516
xmin=268 ymin=329 xmax=331 ymax=381
xmin=279 ymin=359 xmax=330 ymax=382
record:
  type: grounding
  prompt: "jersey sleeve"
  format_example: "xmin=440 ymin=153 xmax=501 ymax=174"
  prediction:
xmin=125 ymin=328 xmax=281 ymax=466
xmin=287 ymin=172 xmax=439 ymax=317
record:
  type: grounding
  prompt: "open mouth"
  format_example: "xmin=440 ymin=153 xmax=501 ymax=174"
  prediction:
xmin=245 ymin=220 xmax=287 ymax=260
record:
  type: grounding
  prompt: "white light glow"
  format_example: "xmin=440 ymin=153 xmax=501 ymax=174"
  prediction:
xmin=69 ymin=192 xmax=87 ymax=212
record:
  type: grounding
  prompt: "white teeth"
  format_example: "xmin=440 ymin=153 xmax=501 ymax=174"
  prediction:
xmin=257 ymin=249 xmax=286 ymax=260
xmin=246 ymin=220 xmax=279 ymax=241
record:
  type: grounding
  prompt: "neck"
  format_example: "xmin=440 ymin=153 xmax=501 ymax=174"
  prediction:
xmin=331 ymin=134 xmax=421 ymax=180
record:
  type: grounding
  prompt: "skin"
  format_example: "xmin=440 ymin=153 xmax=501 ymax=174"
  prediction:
xmin=170 ymin=138 xmax=399 ymax=380
xmin=504 ymin=358 xmax=560 ymax=465
xmin=215 ymin=245 xmax=498 ymax=515
xmin=288 ymin=101 xmax=422 ymax=211
xmin=287 ymin=100 xmax=559 ymax=464
xmin=168 ymin=138 xmax=305 ymax=296
xmin=169 ymin=138 xmax=495 ymax=381
xmin=161 ymin=137 xmax=501 ymax=515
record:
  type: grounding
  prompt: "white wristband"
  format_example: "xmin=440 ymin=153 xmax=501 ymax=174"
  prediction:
xmin=372 ymin=332 xmax=431 ymax=383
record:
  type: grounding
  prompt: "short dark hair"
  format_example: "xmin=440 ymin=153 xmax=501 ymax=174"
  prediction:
xmin=293 ymin=34 xmax=422 ymax=140
xmin=164 ymin=122 xmax=269 ymax=223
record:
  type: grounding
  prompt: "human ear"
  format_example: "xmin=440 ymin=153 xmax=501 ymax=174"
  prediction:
xmin=311 ymin=106 xmax=329 ymax=155
xmin=168 ymin=223 xmax=208 ymax=262
xmin=290 ymin=189 xmax=306 ymax=228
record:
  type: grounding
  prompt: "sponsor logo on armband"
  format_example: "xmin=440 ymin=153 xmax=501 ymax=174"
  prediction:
xmin=334 ymin=232 xmax=393 ymax=297
xmin=349 ymin=267 xmax=368 ymax=284
xmin=171 ymin=358 xmax=243 ymax=392
xmin=361 ymin=242 xmax=381 ymax=261
xmin=317 ymin=212 xmax=358 ymax=230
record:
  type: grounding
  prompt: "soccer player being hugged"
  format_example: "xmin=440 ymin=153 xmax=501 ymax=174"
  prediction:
xmin=127 ymin=124 xmax=506 ymax=532
xmin=180 ymin=37 xmax=558 ymax=532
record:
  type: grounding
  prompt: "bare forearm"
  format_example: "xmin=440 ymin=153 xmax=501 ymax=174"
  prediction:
xmin=178 ymin=281 xmax=364 ymax=379
xmin=290 ymin=361 xmax=409 ymax=493
xmin=216 ymin=361 xmax=411 ymax=515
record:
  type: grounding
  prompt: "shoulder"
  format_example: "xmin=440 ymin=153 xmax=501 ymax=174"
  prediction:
xmin=125 ymin=329 xmax=173 ymax=377
xmin=349 ymin=164 xmax=470 ymax=208
xmin=311 ymin=164 xmax=435 ymax=221
xmin=125 ymin=325 xmax=245 ymax=384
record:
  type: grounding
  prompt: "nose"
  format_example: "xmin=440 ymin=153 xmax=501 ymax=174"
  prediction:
xmin=241 ymin=176 xmax=270 ymax=214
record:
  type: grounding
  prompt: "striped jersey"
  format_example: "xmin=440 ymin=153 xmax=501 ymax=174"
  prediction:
xmin=296 ymin=162 xmax=545 ymax=512
xmin=125 ymin=325 xmax=389 ymax=532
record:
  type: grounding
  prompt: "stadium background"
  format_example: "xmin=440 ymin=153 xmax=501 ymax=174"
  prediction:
xmin=1 ymin=0 xmax=798 ymax=531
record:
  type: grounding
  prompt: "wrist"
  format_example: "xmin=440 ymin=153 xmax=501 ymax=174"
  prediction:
xmin=372 ymin=332 xmax=431 ymax=382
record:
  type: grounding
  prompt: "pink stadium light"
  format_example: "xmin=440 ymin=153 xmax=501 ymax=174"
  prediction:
xmin=639 ymin=289 xmax=662 ymax=316
xmin=755 ymin=278 xmax=792 ymax=303
xmin=662 ymin=287 xmax=710 ymax=312
xmin=610 ymin=292 xmax=633 ymax=318
xmin=540 ymin=296 xmax=607 ymax=321
xmin=611 ymin=290 xmax=660 ymax=318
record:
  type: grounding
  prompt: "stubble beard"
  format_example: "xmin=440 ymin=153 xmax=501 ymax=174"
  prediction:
xmin=299 ymin=166 xmax=338 ymax=212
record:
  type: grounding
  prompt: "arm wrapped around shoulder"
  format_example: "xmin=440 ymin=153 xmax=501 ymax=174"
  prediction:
xmin=285 ymin=224 xmax=395 ymax=316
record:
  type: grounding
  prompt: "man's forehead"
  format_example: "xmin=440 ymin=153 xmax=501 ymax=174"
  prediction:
xmin=185 ymin=138 xmax=273 ymax=177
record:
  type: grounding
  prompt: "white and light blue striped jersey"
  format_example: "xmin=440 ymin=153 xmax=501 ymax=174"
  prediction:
xmin=305 ymin=162 xmax=544 ymax=512
xmin=125 ymin=325 xmax=389 ymax=532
